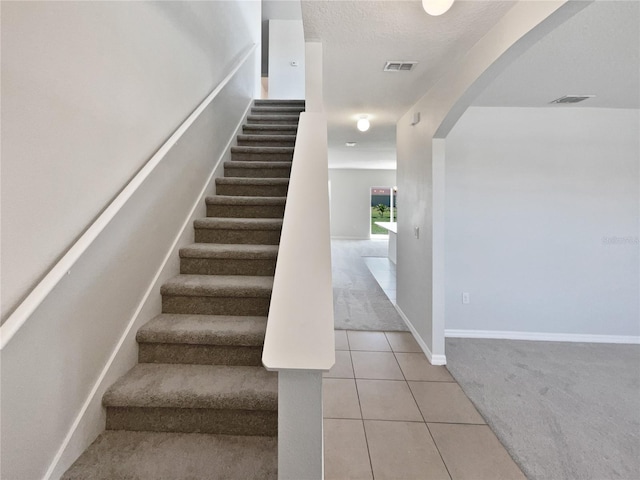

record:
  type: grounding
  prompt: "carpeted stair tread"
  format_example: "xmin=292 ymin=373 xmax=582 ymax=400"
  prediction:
xmin=206 ymin=195 xmax=286 ymax=206
xmin=251 ymin=106 xmax=304 ymax=114
xmin=241 ymin=125 xmax=298 ymax=136
xmin=61 ymin=431 xmax=277 ymax=480
xmin=161 ymin=274 xmax=273 ymax=297
xmin=237 ymin=134 xmax=297 ymax=145
xmin=254 ymin=99 xmax=304 ymax=106
xmin=103 ymin=363 xmax=277 ymax=410
xmin=246 ymin=115 xmax=299 ymax=124
xmin=231 ymin=146 xmax=294 ymax=155
xmin=194 ymin=217 xmax=283 ymax=230
xmin=216 ymin=177 xmax=289 ymax=186
xmin=180 ymin=243 xmax=278 ymax=259
xmin=242 ymin=124 xmax=298 ymax=134
xmin=137 ymin=314 xmax=267 ymax=346
xmin=224 ymin=160 xmax=292 ymax=169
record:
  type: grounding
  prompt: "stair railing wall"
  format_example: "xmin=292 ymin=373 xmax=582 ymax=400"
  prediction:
xmin=1 ymin=44 xmax=258 ymax=480
xmin=262 ymin=111 xmax=335 ymax=480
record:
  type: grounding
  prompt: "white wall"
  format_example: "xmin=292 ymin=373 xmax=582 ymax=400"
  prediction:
xmin=445 ymin=107 xmax=639 ymax=338
xmin=268 ymin=19 xmax=305 ymax=99
xmin=395 ymin=1 xmax=582 ymax=363
xmin=0 ymin=2 xmax=260 ymax=478
xmin=329 ymin=169 xmax=396 ymax=239
xmin=1 ymin=1 xmax=259 ymax=322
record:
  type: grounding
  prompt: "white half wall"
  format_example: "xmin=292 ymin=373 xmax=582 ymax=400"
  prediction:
xmin=445 ymin=107 xmax=639 ymax=338
xmin=0 ymin=2 xmax=260 ymax=478
xmin=329 ymin=169 xmax=396 ymax=239
xmin=268 ymin=19 xmax=305 ymax=99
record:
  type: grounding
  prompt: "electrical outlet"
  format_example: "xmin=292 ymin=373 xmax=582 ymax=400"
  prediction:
xmin=462 ymin=292 xmax=470 ymax=304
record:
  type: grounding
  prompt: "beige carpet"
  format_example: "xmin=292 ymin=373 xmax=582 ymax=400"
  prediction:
xmin=331 ymin=239 xmax=407 ymax=331
xmin=446 ymin=338 xmax=640 ymax=480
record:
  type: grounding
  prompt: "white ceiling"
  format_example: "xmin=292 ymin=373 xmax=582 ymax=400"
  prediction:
xmin=473 ymin=0 xmax=640 ymax=109
xmin=298 ymin=0 xmax=640 ymax=170
xmin=301 ymin=0 xmax=515 ymax=169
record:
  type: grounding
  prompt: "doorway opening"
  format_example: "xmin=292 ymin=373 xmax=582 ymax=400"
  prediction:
xmin=370 ymin=186 xmax=397 ymax=236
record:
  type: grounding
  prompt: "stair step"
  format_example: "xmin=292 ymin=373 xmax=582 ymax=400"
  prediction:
xmin=243 ymin=124 xmax=298 ymax=136
xmin=161 ymin=274 xmax=273 ymax=316
xmin=206 ymin=195 xmax=286 ymax=218
xmin=224 ymin=161 xmax=292 ymax=179
xmin=216 ymin=177 xmax=289 ymax=197
xmin=231 ymin=146 xmax=294 ymax=162
xmin=254 ymin=99 xmax=305 ymax=107
xmin=61 ymin=431 xmax=277 ymax=480
xmin=103 ymin=363 xmax=277 ymax=436
xmin=246 ymin=114 xmax=299 ymax=125
xmin=180 ymin=243 xmax=278 ymax=276
xmin=237 ymin=134 xmax=297 ymax=147
xmin=251 ymin=106 xmax=304 ymax=115
xmin=137 ymin=314 xmax=267 ymax=366
xmin=194 ymin=217 xmax=283 ymax=245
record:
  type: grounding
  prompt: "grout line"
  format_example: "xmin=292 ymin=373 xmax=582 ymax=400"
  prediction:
xmin=350 ymin=346 xmax=376 ymax=479
xmin=402 ymin=360 xmax=454 ymax=479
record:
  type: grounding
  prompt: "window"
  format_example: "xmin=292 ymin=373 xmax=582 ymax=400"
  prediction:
xmin=370 ymin=186 xmax=397 ymax=235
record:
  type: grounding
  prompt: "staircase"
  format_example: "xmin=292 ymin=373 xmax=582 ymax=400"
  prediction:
xmin=62 ymin=99 xmax=305 ymax=480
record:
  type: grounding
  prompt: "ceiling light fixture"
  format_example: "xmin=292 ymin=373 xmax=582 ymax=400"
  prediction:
xmin=422 ymin=0 xmax=455 ymax=16
xmin=345 ymin=142 xmax=357 ymax=147
xmin=357 ymin=116 xmax=370 ymax=132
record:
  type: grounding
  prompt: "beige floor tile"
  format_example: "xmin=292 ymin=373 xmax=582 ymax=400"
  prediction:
xmin=324 ymin=419 xmax=373 ymax=480
xmin=409 ymin=382 xmax=485 ymax=424
xmin=324 ymin=350 xmax=354 ymax=379
xmin=357 ymin=379 xmax=422 ymax=421
xmin=351 ymin=351 xmax=404 ymax=380
xmin=385 ymin=332 xmax=423 ymax=353
xmin=335 ymin=330 xmax=349 ymax=351
xmin=347 ymin=331 xmax=391 ymax=351
xmin=323 ymin=378 xmax=361 ymax=419
xmin=364 ymin=420 xmax=451 ymax=480
xmin=396 ymin=353 xmax=455 ymax=382
xmin=428 ymin=423 xmax=526 ymax=480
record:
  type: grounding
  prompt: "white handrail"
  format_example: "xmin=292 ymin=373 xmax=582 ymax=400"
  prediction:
xmin=262 ymin=112 xmax=334 ymax=371
xmin=0 ymin=43 xmax=258 ymax=350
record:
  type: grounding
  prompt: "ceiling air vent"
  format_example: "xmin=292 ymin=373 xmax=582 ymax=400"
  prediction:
xmin=550 ymin=95 xmax=595 ymax=104
xmin=384 ymin=61 xmax=417 ymax=72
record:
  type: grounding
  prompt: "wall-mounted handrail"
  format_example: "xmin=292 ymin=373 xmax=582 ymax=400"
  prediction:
xmin=0 ymin=43 xmax=257 ymax=350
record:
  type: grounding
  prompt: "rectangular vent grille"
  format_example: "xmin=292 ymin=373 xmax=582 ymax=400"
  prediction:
xmin=384 ymin=61 xmax=417 ymax=72
xmin=550 ymin=95 xmax=595 ymax=104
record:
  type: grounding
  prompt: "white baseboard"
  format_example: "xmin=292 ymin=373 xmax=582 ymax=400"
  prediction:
xmin=445 ymin=329 xmax=640 ymax=345
xmin=395 ymin=305 xmax=447 ymax=365
xmin=45 ymin=100 xmax=253 ymax=480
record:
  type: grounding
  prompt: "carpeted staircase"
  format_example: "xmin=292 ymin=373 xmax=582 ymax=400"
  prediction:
xmin=62 ymin=99 xmax=304 ymax=480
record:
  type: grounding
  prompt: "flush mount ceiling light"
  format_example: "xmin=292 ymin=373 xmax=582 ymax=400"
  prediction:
xmin=356 ymin=116 xmax=370 ymax=132
xmin=345 ymin=142 xmax=357 ymax=147
xmin=422 ymin=0 xmax=455 ymax=16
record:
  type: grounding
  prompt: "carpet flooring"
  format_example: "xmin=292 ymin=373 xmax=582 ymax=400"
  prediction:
xmin=331 ymin=239 xmax=407 ymax=331
xmin=446 ymin=338 xmax=640 ymax=480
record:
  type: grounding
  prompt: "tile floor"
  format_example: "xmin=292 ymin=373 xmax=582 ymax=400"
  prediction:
xmin=323 ymin=330 xmax=525 ymax=480
xmin=362 ymin=257 xmax=396 ymax=304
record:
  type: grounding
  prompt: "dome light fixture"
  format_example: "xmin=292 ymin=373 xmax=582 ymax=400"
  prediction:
xmin=422 ymin=0 xmax=455 ymax=16
xmin=356 ymin=116 xmax=370 ymax=132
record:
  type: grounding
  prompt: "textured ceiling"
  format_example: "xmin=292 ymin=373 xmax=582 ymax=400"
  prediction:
xmin=301 ymin=0 xmax=516 ymax=169
xmin=473 ymin=0 xmax=640 ymax=108
xmin=300 ymin=0 xmax=639 ymax=169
